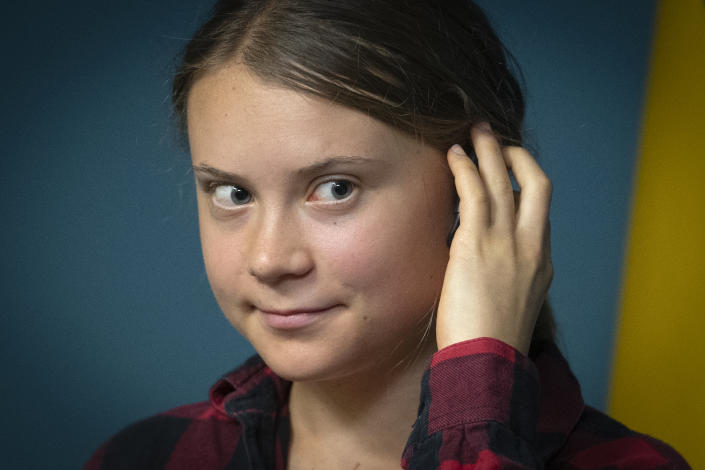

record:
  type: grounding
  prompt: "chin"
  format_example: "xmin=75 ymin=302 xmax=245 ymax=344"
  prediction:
xmin=251 ymin=334 xmax=375 ymax=384
xmin=259 ymin=349 xmax=352 ymax=383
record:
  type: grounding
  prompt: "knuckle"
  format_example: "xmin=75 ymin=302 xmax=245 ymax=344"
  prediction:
xmin=537 ymin=174 xmax=553 ymax=195
xmin=520 ymin=238 xmax=549 ymax=266
xmin=465 ymin=189 xmax=488 ymax=205
xmin=495 ymin=183 xmax=515 ymax=197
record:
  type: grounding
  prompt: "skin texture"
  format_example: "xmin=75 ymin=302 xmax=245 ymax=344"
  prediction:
xmin=187 ymin=62 xmax=552 ymax=468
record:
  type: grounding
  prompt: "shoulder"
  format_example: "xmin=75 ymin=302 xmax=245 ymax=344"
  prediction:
xmin=84 ymin=355 xmax=289 ymax=470
xmin=550 ymin=405 xmax=691 ymax=469
xmin=84 ymin=401 xmax=244 ymax=470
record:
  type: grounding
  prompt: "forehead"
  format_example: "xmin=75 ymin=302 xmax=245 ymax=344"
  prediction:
xmin=186 ymin=63 xmax=425 ymax=169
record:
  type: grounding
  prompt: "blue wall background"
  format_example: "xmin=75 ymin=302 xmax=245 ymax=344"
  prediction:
xmin=1 ymin=1 xmax=655 ymax=468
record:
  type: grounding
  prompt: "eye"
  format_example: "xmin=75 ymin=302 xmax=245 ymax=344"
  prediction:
xmin=212 ymin=184 xmax=252 ymax=209
xmin=309 ymin=180 xmax=356 ymax=203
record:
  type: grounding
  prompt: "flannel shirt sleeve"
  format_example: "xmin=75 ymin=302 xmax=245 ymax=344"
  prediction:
xmin=402 ymin=337 xmax=542 ymax=469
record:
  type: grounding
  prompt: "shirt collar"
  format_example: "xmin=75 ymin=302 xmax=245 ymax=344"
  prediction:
xmin=209 ymin=355 xmax=291 ymax=421
xmin=209 ymin=340 xmax=585 ymax=455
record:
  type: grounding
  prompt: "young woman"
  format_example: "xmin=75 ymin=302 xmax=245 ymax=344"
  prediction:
xmin=86 ymin=1 xmax=689 ymax=468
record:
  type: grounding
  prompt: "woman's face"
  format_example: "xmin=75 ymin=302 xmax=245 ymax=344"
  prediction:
xmin=188 ymin=63 xmax=455 ymax=382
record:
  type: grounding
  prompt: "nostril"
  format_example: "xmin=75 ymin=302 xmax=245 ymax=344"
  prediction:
xmin=245 ymin=212 xmax=315 ymax=283
xmin=247 ymin=248 xmax=314 ymax=284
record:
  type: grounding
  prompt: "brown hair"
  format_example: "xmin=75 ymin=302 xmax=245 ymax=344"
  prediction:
xmin=172 ymin=0 xmax=555 ymax=345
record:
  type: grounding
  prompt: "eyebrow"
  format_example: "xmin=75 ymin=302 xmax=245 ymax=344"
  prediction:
xmin=192 ymin=155 xmax=387 ymax=181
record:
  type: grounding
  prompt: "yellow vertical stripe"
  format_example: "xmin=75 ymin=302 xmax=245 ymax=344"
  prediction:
xmin=610 ymin=0 xmax=705 ymax=467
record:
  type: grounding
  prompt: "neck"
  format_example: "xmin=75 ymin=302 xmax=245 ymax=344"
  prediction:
xmin=287 ymin=336 xmax=437 ymax=467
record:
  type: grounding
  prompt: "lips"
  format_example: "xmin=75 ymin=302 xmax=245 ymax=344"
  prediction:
xmin=259 ymin=306 xmax=334 ymax=316
xmin=257 ymin=304 xmax=339 ymax=330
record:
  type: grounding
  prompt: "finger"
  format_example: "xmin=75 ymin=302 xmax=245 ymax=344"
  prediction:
xmin=470 ymin=123 xmax=515 ymax=230
xmin=502 ymin=146 xmax=552 ymax=234
xmin=447 ymin=144 xmax=488 ymax=230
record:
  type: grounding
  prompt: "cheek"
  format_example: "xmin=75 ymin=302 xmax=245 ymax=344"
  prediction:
xmin=315 ymin=201 xmax=450 ymax=318
xmin=198 ymin=218 xmax=247 ymax=309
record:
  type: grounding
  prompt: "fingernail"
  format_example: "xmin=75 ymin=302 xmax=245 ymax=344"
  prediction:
xmin=476 ymin=121 xmax=491 ymax=132
xmin=450 ymin=144 xmax=466 ymax=155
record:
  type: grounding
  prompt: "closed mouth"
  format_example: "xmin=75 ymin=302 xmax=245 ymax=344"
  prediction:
xmin=258 ymin=305 xmax=337 ymax=316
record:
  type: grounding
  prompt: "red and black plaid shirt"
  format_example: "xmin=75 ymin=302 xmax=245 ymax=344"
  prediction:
xmin=85 ymin=338 xmax=690 ymax=469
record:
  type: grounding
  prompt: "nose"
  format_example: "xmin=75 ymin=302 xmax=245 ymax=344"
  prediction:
xmin=246 ymin=208 xmax=314 ymax=284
